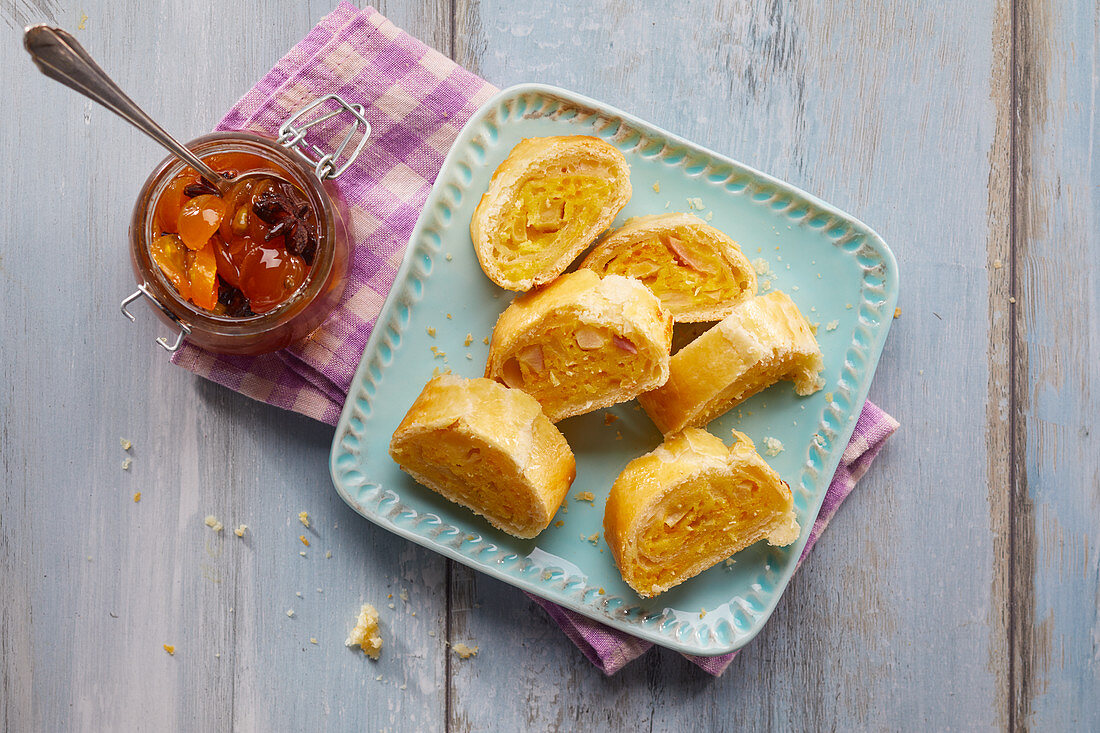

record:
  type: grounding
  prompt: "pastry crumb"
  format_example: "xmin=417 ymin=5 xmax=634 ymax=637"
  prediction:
xmin=446 ymin=313 xmax=452 ymax=319
xmin=845 ymin=303 xmax=853 ymax=309
xmin=464 ymin=333 xmax=473 ymax=346
xmin=299 ymin=535 xmax=310 ymax=547
xmin=751 ymin=258 xmax=771 ymax=276
xmin=763 ymin=437 xmax=785 ymax=456
xmin=893 ymin=307 xmax=902 ymax=319
xmin=233 ymin=524 xmax=247 ymax=538
xmin=585 ymin=533 xmax=599 ymax=546
xmin=286 ymin=609 xmax=295 ymax=618
xmin=298 ymin=511 xmax=310 ymax=528
xmin=825 ymin=392 xmax=833 ymax=402
xmin=121 ymin=457 xmax=132 ymax=471
xmin=993 ymin=258 xmax=1003 ymax=269
xmin=204 ymin=515 xmax=223 ymax=533
xmin=310 ymin=637 xmax=318 ymax=645
xmin=687 ymin=196 xmax=704 ymax=210
xmin=399 ymin=588 xmax=409 ymax=602
xmin=575 ymin=491 xmax=595 ymax=504
xmin=603 ymin=413 xmax=618 ymax=426
xmin=445 ymin=253 xmax=453 ymax=261
xmin=724 ymin=558 xmax=736 ymax=569
xmin=554 ymin=520 xmax=564 ymax=527
xmin=699 ymin=608 xmax=707 ymax=618
xmin=163 ymin=644 xmax=175 ymax=655
xmin=452 ymin=643 xmax=479 ymax=659
xmin=299 ymin=551 xmax=307 ymax=557
xmin=652 ymin=181 xmax=660 ymax=193
xmin=426 ymin=326 xmax=436 ymax=338
xmin=346 ymin=603 xmax=382 ymax=659
xmin=325 ymin=551 xmax=332 ymax=559
xmin=704 ymin=211 xmax=714 ymax=221
xmin=825 ymin=320 xmax=839 ymax=332
xmin=133 ymin=492 xmax=141 ymax=503
xmin=482 ymin=336 xmax=490 ymax=345
xmin=1009 ymin=296 xmax=1016 ymax=304
xmin=120 ymin=438 xmax=132 ymax=451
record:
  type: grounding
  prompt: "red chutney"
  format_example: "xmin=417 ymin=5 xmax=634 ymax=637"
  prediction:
xmin=150 ymin=152 xmax=318 ymax=316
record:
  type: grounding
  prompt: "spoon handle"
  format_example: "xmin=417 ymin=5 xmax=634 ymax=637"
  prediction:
xmin=24 ymin=24 xmax=225 ymax=190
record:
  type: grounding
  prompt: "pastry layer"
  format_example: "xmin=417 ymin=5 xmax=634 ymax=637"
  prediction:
xmin=639 ymin=291 xmax=824 ymax=434
xmin=603 ymin=428 xmax=799 ymax=598
xmin=471 ymin=136 xmax=631 ymax=291
xmin=389 ymin=375 xmax=576 ymax=539
xmin=486 ymin=270 xmax=673 ymax=422
xmin=580 ymin=213 xmax=757 ymax=322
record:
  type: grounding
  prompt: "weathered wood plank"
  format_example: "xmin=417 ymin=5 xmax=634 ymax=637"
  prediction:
xmin=0 ymin=2 xmax=451 ymax=730
xmin=448 ymin=0 xmax=1008 ymax=730
xmin=1013 ymin=0 xmax=1100 ymax=728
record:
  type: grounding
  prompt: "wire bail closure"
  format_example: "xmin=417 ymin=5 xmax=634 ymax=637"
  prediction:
xmin=276 ymin=93 xmax=371 ymax=180
xmin=121 ymin=285 xmax=191 ymax=353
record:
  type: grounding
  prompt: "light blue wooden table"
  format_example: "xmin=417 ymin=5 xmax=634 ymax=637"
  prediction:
xmin=2 ymin=1 xmax=1097 ymax=730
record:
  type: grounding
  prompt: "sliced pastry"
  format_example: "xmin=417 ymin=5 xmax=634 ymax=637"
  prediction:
xmin=389 ymin=375 xmax=576 ymax=539
xmin=603 ymin=428 xmax=800 ymax=598
xmin=580 ymin=213 xmax=757 ymax=322
xmin=471 ymin=135 xmax=632 ymax=291
xmin=639 ymin=291 xmax=824 ymax=434
xmin=485 ymin=270 xmax=673 ymax=422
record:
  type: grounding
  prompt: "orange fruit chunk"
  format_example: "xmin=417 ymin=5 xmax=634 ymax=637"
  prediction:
xmin=187 ymin=240 xmax=219 ymax=310
xmin=178 ymin=194 xmax=227 ymax=250
xmin=150 ymin=234 xmax=191 ymax=301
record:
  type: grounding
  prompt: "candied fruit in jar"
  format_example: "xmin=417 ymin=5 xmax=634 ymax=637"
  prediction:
xmin=148 ymin=151 xmax=318 ymax=316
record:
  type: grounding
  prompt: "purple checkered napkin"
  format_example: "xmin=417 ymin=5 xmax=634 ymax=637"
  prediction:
xmin=172 ymin=2 xmax=498 ymax=422
xmin=169 ymin=3 xmax=900 ymax=677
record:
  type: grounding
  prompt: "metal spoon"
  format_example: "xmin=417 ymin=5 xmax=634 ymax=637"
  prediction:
xmin=24 ymin=24 xmax=232 ymax=195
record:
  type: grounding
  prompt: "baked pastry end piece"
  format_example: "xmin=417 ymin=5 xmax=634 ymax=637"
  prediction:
xmin=389 ymin=375 xmax=576 ymax=539
xmin=603 ymin=428 xmax=799 ymax=598
xmin=639 ymin=291 xmax=824 ymax=434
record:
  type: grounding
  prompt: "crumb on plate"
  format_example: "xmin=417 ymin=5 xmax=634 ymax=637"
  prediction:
xmin=763 ymin=437 xmax=784 ymax=456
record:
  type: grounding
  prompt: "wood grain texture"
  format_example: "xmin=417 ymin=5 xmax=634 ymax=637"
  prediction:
xmin=1014 ymin=0 xmax=1099 ymax=728
xmin=1 ymin=0 xmax=1097 ymax=730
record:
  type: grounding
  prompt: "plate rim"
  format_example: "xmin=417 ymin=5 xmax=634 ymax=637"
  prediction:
xmin=329 ymin=82 xmax=899 ymax=656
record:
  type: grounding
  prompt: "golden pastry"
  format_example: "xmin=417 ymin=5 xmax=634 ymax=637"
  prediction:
xmin=639 ymin=291 xmax=823 ymax=434
xmin=485 ymin=270 xmax=673 ymax=422
xmin=603 ymin=428 xmax=799 ymax=598
xmin=389 ymin=375 xmax=575 ymax=539
xmin=580 ymin=213 xmax=757 ymax=322
xmin=471 ymin=135 xmax=632 ymax=291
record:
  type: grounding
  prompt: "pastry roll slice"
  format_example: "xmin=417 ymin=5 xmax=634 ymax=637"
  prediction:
xmin=603 ymin=428 xmax=799 ymax=598
xmin=389 ymin=375 xmax=575 ymax=539
xmin=486 ymin=270 xmax=673 ymax=422
xmin=580 ymin=213 xmax=757 ymax=322
xmin=639 ymin=291 xmax=824 ymax=434
xmin=471 ymin=135 xmax=632 ymax=291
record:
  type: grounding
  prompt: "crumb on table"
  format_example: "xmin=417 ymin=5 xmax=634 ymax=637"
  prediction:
xmin=120 ymin=438 xmax=132 ymax=451
xmin=298 ymin=511 xmax=310 ymax=528
xmin=233 ymin=524 xmax=247 ymax=538
xmin=204 ymin=515 xmax=223 ymax=533
xmin=299 ymin=535 xmax=310 ymax=546
xmin=346 ymin=603 xmax=383 ymax=659
xmin=133 ymin=492 xmax=141 ymax=503
xmin=163 ymin=644 xmax=175 ymax=656
xmin=452 ymin=643 xmax=479 ymax=659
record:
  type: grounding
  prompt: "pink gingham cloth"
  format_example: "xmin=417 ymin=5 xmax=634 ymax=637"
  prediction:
xmin=172 ymin=3 xmax=900 ymax=676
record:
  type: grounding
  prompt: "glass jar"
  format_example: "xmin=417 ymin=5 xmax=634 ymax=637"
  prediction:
xmin=122 ymin=96 xmax=368 ymax=355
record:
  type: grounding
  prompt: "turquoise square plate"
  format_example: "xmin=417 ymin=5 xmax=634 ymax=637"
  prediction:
xmin=330 ymin=83 xmax=898 ymax=656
